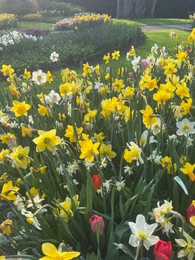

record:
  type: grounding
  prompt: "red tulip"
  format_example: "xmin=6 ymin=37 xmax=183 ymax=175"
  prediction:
xmin=153 ymin=240 xmax=172 ymax=260
xmin=91 ymin=174 xmax=101 ymax=190
xmin=89 ymin=215 xmax=104 ymax=236
xmin=186 ymin=202 xmax=195 ymax=227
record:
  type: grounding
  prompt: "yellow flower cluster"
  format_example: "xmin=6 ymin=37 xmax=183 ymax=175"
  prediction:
xmin=0 ymin=30 xmax=195 ymax=259
xmin=0 ymin=13 xmax=18 ymax=29
xmin=69 ymin=13 xmax=111 ymax=26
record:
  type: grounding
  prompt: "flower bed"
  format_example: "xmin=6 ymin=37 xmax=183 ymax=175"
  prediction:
xmin=56 ymin=12 xmax=111 ymax=31
xmin=0 ymin=13 xmax=18 ymax=30
xmin=0 ymin=30 xmax=41 ymax=52
xmin=0 ymin=29 xmax=195 ymax=259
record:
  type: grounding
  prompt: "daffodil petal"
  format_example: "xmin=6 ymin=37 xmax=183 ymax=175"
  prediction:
xmin=189 ymin=216 xmax=195 ymax=227
xmin=61 ymin=251 xmax=80 ymax=259
xmin=42 ymin=243 xmax=59 ymax=257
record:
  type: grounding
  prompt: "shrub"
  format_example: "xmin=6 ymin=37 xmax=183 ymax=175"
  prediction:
xmin=0 ymin=13 xmax=18 ymax=29
xmin=0 ymin=21 xmax=144 ymax=73
xmin=0 ymin=0 xmax=84 ymax=17
xmin=21 ymin=29 xmax=50 ymax=36
xmin=22 ymin=13 xmax=43 ymax=22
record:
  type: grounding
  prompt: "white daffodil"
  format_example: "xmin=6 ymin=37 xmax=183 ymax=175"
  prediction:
xmin=131 ymin=56 xmax=141 ymax=72
xmin=32 ymin=69 xmax=47 ymax=86
xmin=50 ymin=51 xmax=59 ymax=62
xmin=176 ymin=118 xmax=195 ymax=136
xmin=47 ymin=90 xmax=61 ymax=105
xmin=153 ymin=201 xmax=174 ymax=235
xmin=175 ymin=229 xmax=195 ymax=260
xmin=21 ymin=209 xmax=42 ymax=230
xmin=146 ymin=55 xmax=155 ymax=66
xmin=151 ymin=43 xmax=159 ymax=54
xmin=128 ymin=214 xmax=159 ymax=250
xmin=140 ymin=130 xmax=156 ymax=147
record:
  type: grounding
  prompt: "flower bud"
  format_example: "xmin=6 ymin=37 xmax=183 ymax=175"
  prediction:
xmin=91 ymin=174 xmax=101 ymax=190
xmin=89 ymin=215 xmax=104 ymax=235
xmin=141 ymin=59 xmax=149 ymax=70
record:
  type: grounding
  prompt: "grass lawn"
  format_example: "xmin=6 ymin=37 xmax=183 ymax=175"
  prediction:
xmin=113 ymin=18 xmax=191 ymax=27
xmin=72 ymin=28 xmax=190 ymax=75
xmin=131 ymin=18 xmax=190 ymax=26
xmin=137 ymin=29 xmax=189 ymax=56
xmin=18 ymin=21 xmax=55 ymax=30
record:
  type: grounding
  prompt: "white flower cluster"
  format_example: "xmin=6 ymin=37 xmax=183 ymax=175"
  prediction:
xmin=0 ymin=31 xmax=40 ymax=51
xmin=40 ymin=9 xmax=66 ymax=15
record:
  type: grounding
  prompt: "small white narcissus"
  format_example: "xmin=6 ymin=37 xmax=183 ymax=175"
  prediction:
xmin=32 ymin=70 xmax=46 ymax=86
xmin=176 ymin=118 xmax=195 ymax=136
xmin=50 ymin=51 xmax=59 ymax=62
xmin=128 ymin=214 xmax=159 ymax=250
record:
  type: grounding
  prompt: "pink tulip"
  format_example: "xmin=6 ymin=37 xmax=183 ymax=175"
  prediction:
xmin=89 ymin=215 xmax=105 ymax=235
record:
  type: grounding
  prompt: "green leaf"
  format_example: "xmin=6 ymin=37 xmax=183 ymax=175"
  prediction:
xmin=173 ymin=176 xmax=188 ymax=195
xmin=113 ymin=243 xmax=134 ymax=259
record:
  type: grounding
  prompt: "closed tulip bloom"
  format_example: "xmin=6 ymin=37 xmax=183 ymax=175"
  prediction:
xmin=153 ymin=240 xmax=172 ymax=260
xmin=89 ymin=215 xmax=105 ymax=235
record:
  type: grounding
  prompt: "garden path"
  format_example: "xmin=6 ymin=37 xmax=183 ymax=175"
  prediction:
xmin=141 ymin=23 xmax=191 ymax=31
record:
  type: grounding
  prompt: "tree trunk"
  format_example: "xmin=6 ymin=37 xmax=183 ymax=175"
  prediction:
xmin=116 ymin=0 xmax=124 ymax=18
xmin=134 ymin=0 xmax=145 ymax=18
xmin=123 ymin=0 xmax=134 ymax=18
xmin=144 ymin=0 xmax=157 ymax=17
xmin=116 ymin=0 xmax=157 ymax=18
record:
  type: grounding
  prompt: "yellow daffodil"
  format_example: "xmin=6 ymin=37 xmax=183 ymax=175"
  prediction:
xmin=140 ymin=75 xmax=158 ymax=91
xmin=112 ymin=78 xmax=124 ymax=92
xmin=46 ymin=71 xmax=53 ymax=83
xmin=40 ymin=242 xmax=80 ymax=260
xmin=33 ymin=129 xmax=61 ymax=152
xmin=124 ymin=142 xmax=143 ymax=166
xmin=1 ymin=64 xmax=14 ymax=77
xmin=23 ymin=69 xmax=31 ymax=80
xmin=140 ymin=105 xmax=157 ymax=128
xmin=112 ymin=50 xmax=120 ymax=60
xmin=122 ymin=86 xmax=135 ymax=99
xmin=0 ymin=181 xmax=19 ymax=201
xmin=161 ymin=156 xmax=176 ymax=174
xmin=10 ymin=145 xmax=31 ymax=169
xmin=10 ymin=100 xmax=31 ymax=117
xmin=179 ymin=98 xmax=192 ymax=115
xmin=64 ymin=125 xmax=83 ymax=143
xmin=164 ymin=62 xmax=177 ymax=76
xmin=103 ymin=52 xmax=110 ymax=64
xmin=38 ymin=104 xmax=49 ymax=116
xmin=82 ymin=62 xmax=92 ymax=77
xmin=126 ymin=46 xmax=136 ymax=60
xmin=0 ymin=149 xmax=10 ymax=161
xmin=180 ymin=163 xmax=195 ymax=181
xmin=0 ymin=133 xmax=16 ymax=145
xmin=59 ymin=82 xmax=77 ymax=97
xmin=83 ymin=109 xmax=97 ymax=124
xmin=176 ymin=51 xmax=188 ymax=61
xmin=100 ymin=143 xmax=116 ymax=160
xmin=0 ymin=219 xmax=13 ymax=234
xmin=21 ymin=125 xmax=33 ymax=137
xmin=78 ymin=134 xmax=100 ymax=162
xmin=176 ymin=81 xmax=190 ymax=99
xmin=9 ymin=84 xmax=20 ymax=97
